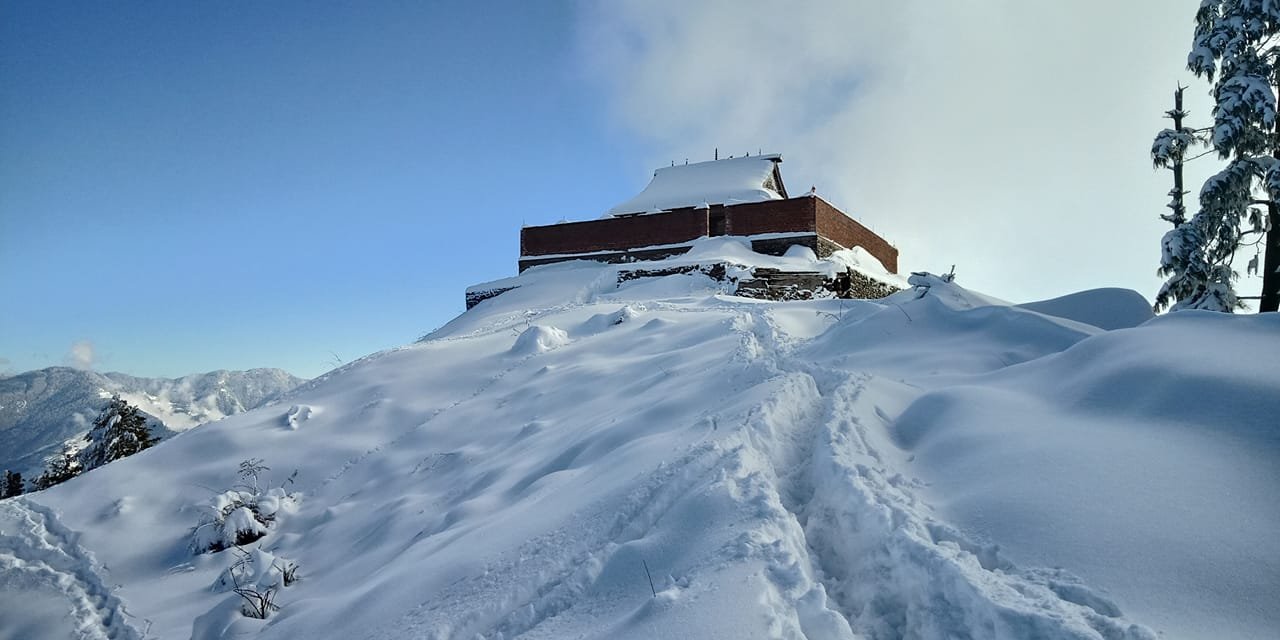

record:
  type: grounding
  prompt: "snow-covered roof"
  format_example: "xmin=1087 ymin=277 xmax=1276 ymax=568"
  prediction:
xmin=604 ymin=153 xmax=787 ymax=217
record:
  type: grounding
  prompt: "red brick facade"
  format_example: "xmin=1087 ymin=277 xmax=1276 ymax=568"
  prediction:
xmin=520 ymin=207 xmax=708 ymax=257
xmin=813 ymin=198 xmax=898 ymax=273
xmin=723 ymin=198 xmax=817 ymax=236
xmin=519 ymin=196 xmax=897 ymax=273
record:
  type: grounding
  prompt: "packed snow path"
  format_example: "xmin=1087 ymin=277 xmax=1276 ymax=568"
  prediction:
xmin=0 ymin=500 xmax=143 ymax=640
xmin=725 ymin=309 xmax=1154 ymax=639
xmin=5 ymin=242 xmax=1277 ymax=639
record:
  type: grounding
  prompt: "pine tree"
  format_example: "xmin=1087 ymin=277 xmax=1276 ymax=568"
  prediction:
xmin=1161 ymin=0 xmax=1280 ymax=312
xmin=81 ymin=394 xmax=158 ymax=470
xmin=35 ymin=447 xmax=82 ymax=489
xmin=1 ymin=470 xmax=23 ymax=498
xmin=1152 ymin=86 xmax=1199 ymax=228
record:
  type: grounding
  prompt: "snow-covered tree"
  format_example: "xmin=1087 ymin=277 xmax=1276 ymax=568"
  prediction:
xmin=1157 ymin=0 xmax=1280 ymax=312
xmin=81 ymin=394 xmax=158 ymax=470
xmin=35 ymin=446 xmax=82 ymax=489
xmin=1 ymin=470 xmax=23 ymax=498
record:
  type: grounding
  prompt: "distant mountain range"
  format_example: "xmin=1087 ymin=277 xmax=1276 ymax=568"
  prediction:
xmin=0 ymin=367 xmax=306 ymax=479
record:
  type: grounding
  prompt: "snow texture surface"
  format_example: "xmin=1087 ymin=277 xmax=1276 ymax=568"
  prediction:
xmin=604 ymin=154 xmax=784 ymax=216
xmin=3 ymin=241 xmax=1276 ymax=640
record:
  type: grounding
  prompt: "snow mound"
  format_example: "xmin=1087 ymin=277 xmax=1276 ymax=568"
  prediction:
xmin=510 ymin=325 xmax=571 ymax=355
xmin=282 ymin=404 xmax=317 ymax=430
xmin=1017 ymin=288 xmax=1154 ymax=330
xmin=826 ymin=246 xmax=889 ymax=273
xmin=576 ymin=305 xmax=642 ymax=337
xmin=807 ymin=274 xmax=1098 ymax=378
xmin=457 ymin=237 xmax=907 ymax=342
xmin=893 ymin=310 xmax=1280 ymax=640
xmin=782 ymin=244 xmax=818 ymax=261
xmin=678 ymin=235 xmax=762 ymax=263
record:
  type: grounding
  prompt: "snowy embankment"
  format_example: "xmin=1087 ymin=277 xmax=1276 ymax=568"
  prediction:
xmin=3 ymin=238 xmax=1276 ymax=639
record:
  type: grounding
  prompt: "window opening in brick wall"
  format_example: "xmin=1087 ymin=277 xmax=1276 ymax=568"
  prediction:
xmin=709 ymin=210 xmax=726 ymax=236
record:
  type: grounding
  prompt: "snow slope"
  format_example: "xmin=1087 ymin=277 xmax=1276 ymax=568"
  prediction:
xmin=4 ymin=240 xmax=1276 ymax=639
xmin=0 ymin=367 xmax=305 ymax=479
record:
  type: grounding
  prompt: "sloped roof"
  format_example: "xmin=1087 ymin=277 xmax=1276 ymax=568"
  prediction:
xmin=604 ymin=154 xmax=787 ymax=217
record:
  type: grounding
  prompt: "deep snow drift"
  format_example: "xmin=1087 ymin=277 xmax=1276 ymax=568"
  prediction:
xmin=2 ymin=239 xmax=1276 ymax=640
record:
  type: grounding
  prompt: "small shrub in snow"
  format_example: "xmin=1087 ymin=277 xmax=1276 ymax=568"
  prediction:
xmin=212 ymin=546 xmax=298 ymax=619
xmin=190 ymin=459 xmax=298 ymax=554
xmin=236 ymin=582 xmax=279 ymax=620
xmin=280 ymin=559 xmax=300 ymax=586
xmin=236 ymin=458 xmax=271 ymax=492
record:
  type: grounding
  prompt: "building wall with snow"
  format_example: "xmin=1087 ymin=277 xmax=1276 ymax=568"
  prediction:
xmin=722 ymin=197 xmax=816 ymax=236
xmin=519 ymin=195 xmax=898 ymax=274
xmin=814 ymin=198 xmax=897 ymax=273
xmin=519 ymin=207 xmax=709 ymax=258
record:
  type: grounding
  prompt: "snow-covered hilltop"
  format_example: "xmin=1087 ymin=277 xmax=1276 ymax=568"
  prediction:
xmin=3 ymin=239 xmax=1277 ymax=639
xmin=0 ymin=367 xmax=305 ymax=479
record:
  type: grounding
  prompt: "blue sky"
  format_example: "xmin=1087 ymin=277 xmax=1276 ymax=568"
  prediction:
xmin=2 ymin=2 xmax=643 ymax=378
xmin=2 ymin=1 xmax=1220 ymax=379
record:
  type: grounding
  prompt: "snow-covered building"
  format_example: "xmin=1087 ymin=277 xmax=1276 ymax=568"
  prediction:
xmin=519 ymin=154 xmax=898 ymax=273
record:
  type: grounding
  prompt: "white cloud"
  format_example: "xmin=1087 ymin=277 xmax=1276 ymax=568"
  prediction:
xmin=66 ymin=340 xmax=95 ymax=370
xmin=577 ymin=0 xmax=1212 ymax=303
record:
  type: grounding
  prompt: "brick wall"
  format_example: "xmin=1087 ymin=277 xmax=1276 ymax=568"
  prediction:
xmin=813 ymin=197 xmax=898 ymax=273
xmin=725 ymin=198 xmax=816 ymax=236
xmin=519 ymin=195 xmax=898 ymax=274
xmin=521 ymin=207 xmax=708 ymax=257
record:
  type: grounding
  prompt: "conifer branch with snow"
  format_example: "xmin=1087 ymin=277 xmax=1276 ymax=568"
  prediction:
xmin=1156 ymin=0 xmax=1280 ymax=312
